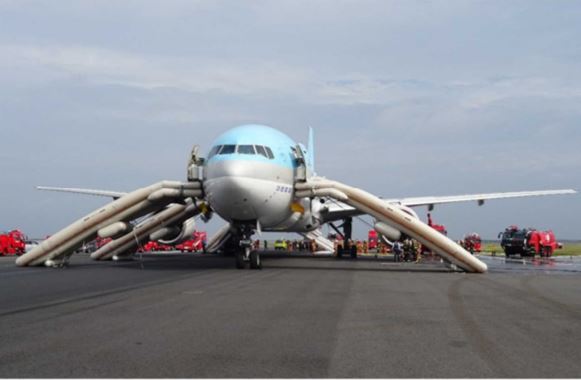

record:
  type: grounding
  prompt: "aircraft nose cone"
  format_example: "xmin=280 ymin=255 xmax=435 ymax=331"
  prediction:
xmin=204 ymin=161 xmax=261 ymax=222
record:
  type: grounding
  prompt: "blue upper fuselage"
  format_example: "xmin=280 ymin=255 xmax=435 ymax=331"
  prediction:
xmin=206 ymin=124 xmax=301 ymax=170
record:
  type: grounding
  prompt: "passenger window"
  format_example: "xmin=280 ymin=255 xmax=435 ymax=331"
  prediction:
xmin=255 ymin=145 xmax=268 ymax=158
xmin=265 ymin=146 xmax=274 ymax=159
xmin=208 ymin=145 xmax=221 ymax=159
xmin=220 ymin=145 xmax=236 ymax=155
xmin=237 ymin=145 xmax=256 ymax=155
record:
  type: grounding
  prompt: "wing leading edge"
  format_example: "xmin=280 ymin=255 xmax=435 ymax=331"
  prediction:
xmin=396 ymin=189 xmax=577 ymax=208
xmin=37 ymin=186 xmax=127 ymax=199
xmin=322 ymin=189 xmax=577 ymax=222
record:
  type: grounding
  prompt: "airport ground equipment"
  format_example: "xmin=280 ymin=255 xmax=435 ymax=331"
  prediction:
xmin=499 ymin=225 xmax=561 ymax=258
xmin=273 ymin=240 xmax=288 ymax=250
xmin=463 ymin=233 xmax=482 ymax=253
xmin=0 ymin=230 xmax=26 ymax=256
xmin=420 ymin=213 xmax=448 ymax=255
xmin=138 ymin=241 xmax=173 ymax=253
xmin=368 ymin=230 xmax=378 ymax=251
xmin=295 ymin=178 xmax=488 ymax=273
xmin=175 ymin=231 xmax=207 ymax=252
xmin=426 ymin=213 xmax=447 ymax=236
xmin=16 ymin=181 xmax=204 ymax=267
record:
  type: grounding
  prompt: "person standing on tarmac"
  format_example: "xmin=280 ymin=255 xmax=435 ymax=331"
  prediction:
xmin=415 ymin=241 xmax=422 ymax=263
xmin=403 ymin=239 xmax=412 ymax=262
xmin=393 ymin=240 xmax=402 ymax=262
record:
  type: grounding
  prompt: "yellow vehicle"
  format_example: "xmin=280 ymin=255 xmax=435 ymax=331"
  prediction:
xmin=274 ymin=240 xmax=288 ymax=250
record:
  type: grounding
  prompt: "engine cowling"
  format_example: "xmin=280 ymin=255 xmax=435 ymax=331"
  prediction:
xmin=372 ymin=205 xmax=419 ymax=243
xmin=374 ymin=222 xmax=401 ymax=242
xmin=396 ymin=205 xmax=419 ymax=220
xmin=287 ymin=198 xmax=323 ymax=232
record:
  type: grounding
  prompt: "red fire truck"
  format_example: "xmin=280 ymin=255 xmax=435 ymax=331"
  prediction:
xmin=421 ymin=214 xmax=447 ymax=254
xmin=139 ymin=241 xmax=173 ymax=252
xmin=427 ymin=213 xmax=447 ymax=236
xmin=368 ymin=230 xmax=378 ymax=251
xmin=499 ymin=226 xmax=561 ymax=257
xmin=175 ymin=232 xmax=207 ymax=252
xmin=463 ymin=233 xmax=482 ymax=253
xmin=0 ymin=230 xmax=27 ymax=256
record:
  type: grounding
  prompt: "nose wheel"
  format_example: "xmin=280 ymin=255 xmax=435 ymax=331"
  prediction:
xmin=233 ymin=225 xmax=261 ymax=270
xmin=235 ymin=246 xmax=262 ymax=270
xmin=249 ymin=250 xmax=261 ymax=269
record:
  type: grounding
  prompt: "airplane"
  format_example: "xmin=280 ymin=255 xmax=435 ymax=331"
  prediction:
xmin=17 ymin=124 xmax=577 ymax=273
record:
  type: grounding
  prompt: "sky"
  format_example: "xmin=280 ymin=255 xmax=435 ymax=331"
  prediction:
xmin=0 ymin=0 xmax=580 ymax=240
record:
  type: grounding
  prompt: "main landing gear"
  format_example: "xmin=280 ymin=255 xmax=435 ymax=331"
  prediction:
xmin=234 ymin=226 xmax=261 ymax=270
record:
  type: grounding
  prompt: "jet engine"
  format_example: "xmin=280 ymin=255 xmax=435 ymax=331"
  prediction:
xmin=372 ymin=204 xmax=419 ymax=243
xmin=395 ymin=204 xmax=419 ymax=220
xmin=288 ymin=197 xmax=323 ymax=232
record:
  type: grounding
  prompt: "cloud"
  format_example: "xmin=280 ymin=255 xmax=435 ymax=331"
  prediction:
xmin=1 ymin=2 xmax=580 ymax=239
xmin=0 ymin=44 xmax=313 ymax=97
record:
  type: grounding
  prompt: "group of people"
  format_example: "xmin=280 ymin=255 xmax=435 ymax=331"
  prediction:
xmin=391 ymin=238 xmax=423 ymax=262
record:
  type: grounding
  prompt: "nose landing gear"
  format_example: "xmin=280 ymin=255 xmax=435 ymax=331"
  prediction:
xmin=235 ymin=246 xmax=262 ymax=269
xmin=234 ymin=225 xmax=261 ymax=270
xmin=249 ymin=250 xmax=261 ymax=269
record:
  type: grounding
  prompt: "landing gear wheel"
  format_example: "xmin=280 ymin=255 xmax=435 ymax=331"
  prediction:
xmin=235 ymin=252 xmax=246 ymax=269
xmin=249 ymin=250 xmax=262 ymax=269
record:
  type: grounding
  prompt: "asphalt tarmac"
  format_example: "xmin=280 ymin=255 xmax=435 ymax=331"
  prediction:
xmin=1 ymin=252 xmax=581 ymax=378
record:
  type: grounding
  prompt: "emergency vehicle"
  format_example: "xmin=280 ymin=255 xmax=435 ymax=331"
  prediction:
xmin=175 ymin=232 xmax=207 ymax=252
xmin=499 ymin=225 xmax=561 ymax=257
xmin=368 ymin=230 xmax=378 ymax=251
xmin=463 ymin=233 xmax=482 ymax=253
xmin=0 ymin=230 xmax=27 ymax=256
xmin=138 ymin=241 xmax=173 ymax=252
xmin=421 ymin=213 xmax=447 ymax=254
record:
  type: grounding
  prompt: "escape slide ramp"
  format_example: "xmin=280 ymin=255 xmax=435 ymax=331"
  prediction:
xmin=16 ymin=181 xmax=203 ymax=267
xmin=295 ymin=177 xmax=488 ymax=273
xmin=301 ymin=229 xmax=335 ymax=254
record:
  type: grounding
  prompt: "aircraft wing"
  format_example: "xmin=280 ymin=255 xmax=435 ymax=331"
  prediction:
xmin=37 ymin=186 xmax=127 ymax=199
xmin=321 ymin=189 xmax=577 ymax=222
xmin=395 ymin=189 xmax=577 ymax=208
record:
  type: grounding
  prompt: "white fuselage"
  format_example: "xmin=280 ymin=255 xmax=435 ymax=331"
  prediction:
xmin=202 ymin=124 xmax=318 ymax=232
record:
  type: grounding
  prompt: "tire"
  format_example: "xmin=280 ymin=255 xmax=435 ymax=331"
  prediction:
xmin=249 ymin=250 xmax=261 ymax=269
xmin=235 ymin=252 xmax=245 ymax=269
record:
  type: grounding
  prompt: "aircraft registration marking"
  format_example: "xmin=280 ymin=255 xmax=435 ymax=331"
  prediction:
xmin=276 ymin=185 xmax=293 ymax=193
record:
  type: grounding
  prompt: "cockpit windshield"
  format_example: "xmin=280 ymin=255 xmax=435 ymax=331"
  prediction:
xmin=220 ymin=145 xmax=236 ymax=154
xmin=208 ymin=144 xmax=275 ymax=159
xmin=255 ymin=145 xmax=268 ymax=158
xmin=237 ymin=145 xmax=256 ymax=154
xmin=208 ymin=145 xmax=222 ymax=159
